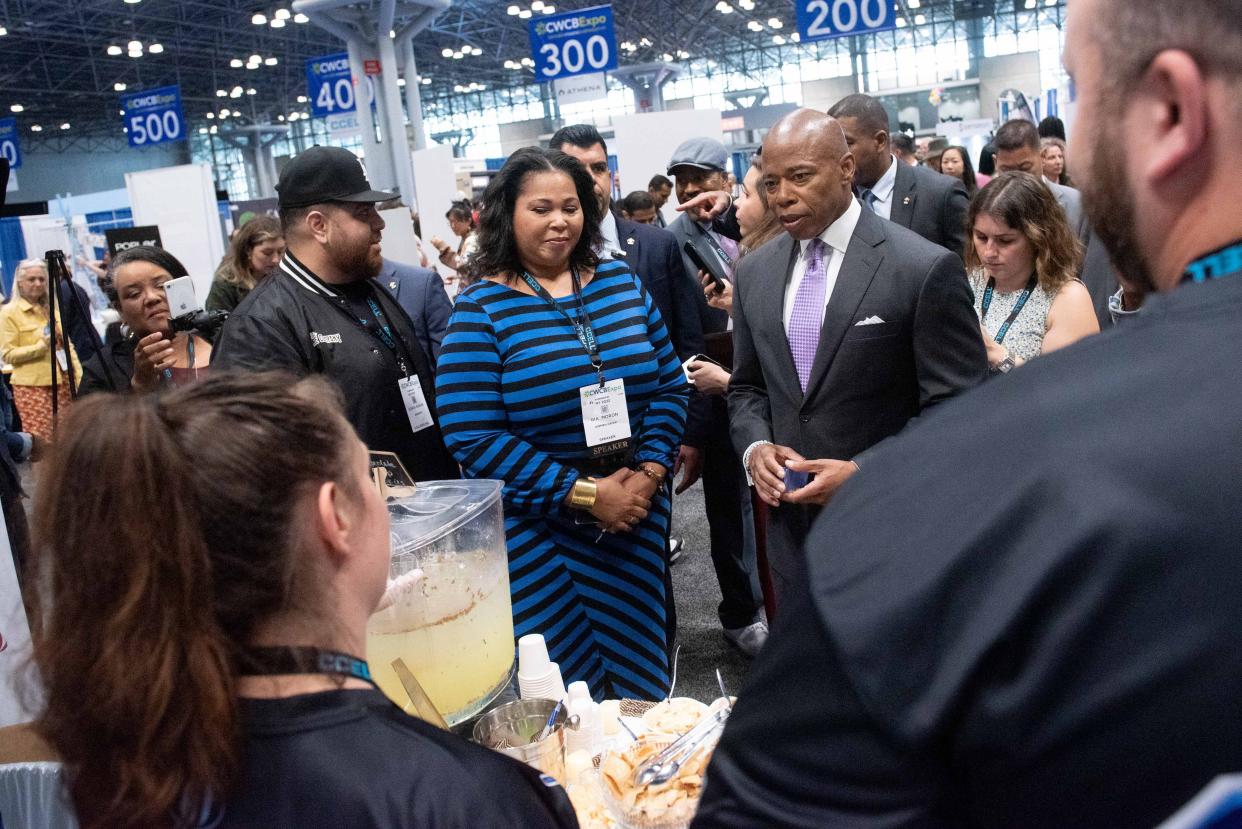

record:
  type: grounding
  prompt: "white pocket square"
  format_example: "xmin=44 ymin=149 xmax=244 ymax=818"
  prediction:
xmin=854 ymin=315 xmax=885 ymax=326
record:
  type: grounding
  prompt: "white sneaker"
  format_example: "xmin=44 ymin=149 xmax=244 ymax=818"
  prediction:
xmin=723 ymin=620 xmax=769 ymax=658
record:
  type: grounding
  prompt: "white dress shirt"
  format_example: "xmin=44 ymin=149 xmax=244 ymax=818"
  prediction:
xmin=781 ymin=196 xmax=862 ymax=334
xmin=597 ymin=211 xmax=621 ymax=257
xmin=861 ymin=154 xmax=898 ymax=220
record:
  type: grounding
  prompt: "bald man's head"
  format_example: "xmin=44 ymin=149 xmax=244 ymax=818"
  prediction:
xmin=760 ymin=109 xmax=856 ymax=240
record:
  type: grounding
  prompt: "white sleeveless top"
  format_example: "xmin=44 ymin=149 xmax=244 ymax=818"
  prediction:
xmin=969 ymin=270 xmax=1058 ymax=363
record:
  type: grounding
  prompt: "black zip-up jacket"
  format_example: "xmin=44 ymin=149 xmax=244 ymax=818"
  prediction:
xmin=213 ymin=252 xmax=460 ymax=482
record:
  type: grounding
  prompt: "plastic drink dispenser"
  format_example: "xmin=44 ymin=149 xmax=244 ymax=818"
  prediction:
xmin=366 ymin=480 xmax=515 ymax=726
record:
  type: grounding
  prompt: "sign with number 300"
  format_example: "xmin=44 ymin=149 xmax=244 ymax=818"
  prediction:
xmin=796 ymin=0 xmax=896 ymax=42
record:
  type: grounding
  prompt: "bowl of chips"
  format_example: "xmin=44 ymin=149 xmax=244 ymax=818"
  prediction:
xmin=598 ymin=735 xmax=715 ymax=829
xmin=640 ymin=697 xmax=710 ymax=737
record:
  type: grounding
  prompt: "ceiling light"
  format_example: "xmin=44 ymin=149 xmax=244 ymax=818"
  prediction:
xmin=543 ymin=4 xmax=555 ymax=12
xmin=228 ymin=58 xmax=242 ymax=68
xmin=677 ymin=49 xmax=690 ymax=58
xmin=914 ymin=13 xmax=925 ymax=23
xmin=507 ymin=4 xmax=520 ymax=13
xmin=118 ymin=109 xmax=126 ymax=115
xmin=522 ymin=57 xmax=534 ymax=66
xmin=1023 ymin=0 xmax=1036 ymax=7
xmin=0 ymin=26 xmax=7 ymax=35
xmin=216 ymin=89 xmax=227 ymax=96
xmin=640 ymin=37 xmax=652 ymax=46
xmin=124 ymin=0 xmax=142 ymax=4
xmin=471 ymin=46 xmax=483 ymax=55
xmin=441 ymin=47 xmax=453 ymax=57
xmin=768 ymin=17 xmax=782 ymax=27
xmin=148 ymin=43 xmax=163 ymax=53
xmin=30 ymin=124 xmax=41 ymax=132
xmin=747 ymin=19 xmax=763 ymax=31
xmin=264 ymin=57 xmax=278 ymax=65
xmin=531 ymin=0 xmax=545 ymax=8
xmin=504 ymin=59 xmax=516 ymax=69
xmin=772 ymin=34 xmax=785 ymax=44
xmin=199 ymin=127 xmax=208 ymax=134
xmin=60 ymin=123 xmax=70 ymax=130
xmin=518 ymin=9 xmax=532 ymax=18
xmin=251 ymin=12 xmax=267 ymax=24
xmin=421 ymin=77 xmax=431 ymax=85
xmin=206 ymin=112 xmax=214 ymax=119
xmin=662 ymin=52 xmax=674 ymax=61
xmin=1045 ymin=0 xmax=1056 ymax=5
xmin=296 ymin=95 xmax=308 ymax=103
xmin=10 ymin=104 xmax=23 ymax=113
xmin=717 ymin=1 xmax=734 ymax=11
xmin=277 ymin=114 xmax=285 ymax=121
xmin=114 ymin=82 xmax=127 ymax=91
xmin=246 ymin=87 xmax=257 ymax=95
xmin=397 ymin=77 xmax=406 ymax=86
xmin=107 ymin=44 xmax=123 ymax=56
xmin=274 ymin=8 xmax=291 ymax=19
xmin=219 ymin=109 xmax=230 ymax=117
xmin=293 ymin=12 xmax=308 ymax=22
xmin=270 ymin=17 xmax=286 ymax=27
xmin=896 ymin=16 xmax=907 ymax=26
xmin=737 ymin=0 xmax=754 ymax=9
xmin=249 ymin=54 xmax=261 ymax=64
xmin=210 ymin=125 xmax=218 ymax=133
xmin=128 ymin=40 xmax=142 ymax=51
xmin=453 ymin=51 xmax=465 ymax=59
xmin=790 ymin=32 xmax=800 ymax=41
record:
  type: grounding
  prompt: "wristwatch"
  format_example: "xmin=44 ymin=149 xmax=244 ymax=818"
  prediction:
xmin=568 ymin=478 xmax=599 ymax=510
xmin=994 ymin=355 xmax=1016 ymax=374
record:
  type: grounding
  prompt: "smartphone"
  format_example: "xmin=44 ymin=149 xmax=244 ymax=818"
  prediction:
xmin=162 ymin=276 xmax=199 ymax=317
xmin=683 ymin=238 xmax=730 ymax=292
xmin=783 ymin=466 xmax=811 ymax=492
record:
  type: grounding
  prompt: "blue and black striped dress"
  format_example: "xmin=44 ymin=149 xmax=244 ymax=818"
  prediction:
xmin=435 ymin=259 xmax=690 ymax=700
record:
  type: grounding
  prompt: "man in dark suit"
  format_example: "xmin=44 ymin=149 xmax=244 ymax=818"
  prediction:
xmin=695 ymin=0 xmax=1242 ymax=824
xmin=729 ymin=109 xmax=987 ymax=608
xmin=829 ymin=94 xmax=970 ymax=260
xmin=375 ymin=258 xmax=452 ymax=362
xmin=993 ymin=118 xmax=1119 ymax=328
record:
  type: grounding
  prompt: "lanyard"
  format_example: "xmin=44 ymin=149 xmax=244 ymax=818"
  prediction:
xmin=1182 ymin=240 xmax=1242 ymax=284
xmin=161 ymin=334 xmax=195 ymax=386
xmin=694 ymin=222 xmax=735 ymax=269
xmin=327 ymin=285 xmax=415 ymax=377
xmin=981 ymin=274 xmax=1038 ymax=345
xmin=236 ymin=646 xmax=376 ymax=686
xmin=519 ymin=266 xmax=606 ymax=387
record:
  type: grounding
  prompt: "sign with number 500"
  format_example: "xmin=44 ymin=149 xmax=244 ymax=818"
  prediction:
xmin=119 ymin=85 xmax=186 ymax=148
xmin=796 ymin=0 xmax=896 ymax=42
xmin=529 ymin=4 xmax=618 ymax=81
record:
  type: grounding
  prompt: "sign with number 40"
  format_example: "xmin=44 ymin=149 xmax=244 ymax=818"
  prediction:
xmin=796 ymin=0 xmax=897 ymax=42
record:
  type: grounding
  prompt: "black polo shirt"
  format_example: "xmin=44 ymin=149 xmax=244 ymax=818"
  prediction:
xmin=693 ymin=271 xmax=1242 ymax=828
xmin=213 ymin=252 xmax=459 ymax=482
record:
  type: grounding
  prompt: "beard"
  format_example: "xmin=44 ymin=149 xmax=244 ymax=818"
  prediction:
xmin=331 ymin=235 xmax=382 ymax=280
xmin=1079 ymin=120 xmax=1156 ymax=294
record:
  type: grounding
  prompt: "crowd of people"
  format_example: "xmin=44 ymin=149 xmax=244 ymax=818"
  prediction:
xmin=4 ymin=0 xmax=1241 ymax=823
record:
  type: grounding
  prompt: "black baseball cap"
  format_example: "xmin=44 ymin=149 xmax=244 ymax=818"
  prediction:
xmin=276 ymin=145 xmax=396 ymax=208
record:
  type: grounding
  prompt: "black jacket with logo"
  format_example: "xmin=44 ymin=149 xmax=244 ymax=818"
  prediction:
xmin=213 ymin=253 xmax=460 ymax=482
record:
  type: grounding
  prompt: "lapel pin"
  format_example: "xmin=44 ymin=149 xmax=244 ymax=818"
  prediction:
xmin=902 ymin=196 xmax=912 ymax=205
xmin=627 ymin=237 xmax=635 ymax=245
xmin=389 ymin=280 xmax=398 ymax=291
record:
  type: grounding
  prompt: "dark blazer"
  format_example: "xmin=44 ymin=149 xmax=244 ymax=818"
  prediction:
xmin=612 ymin=215 xmax=707 ymax=446
xmin=887 ymin=160 xmax=970 ymax=261
xmin=728 ymin=205 xmax=987 ymax=595
xmin=78 ymin=338 xmax=135 ymax=396
xmin=376 ymin=258 xmax=453 ymax=362
xmin=668 ymin=212 xmax=731 ymax=336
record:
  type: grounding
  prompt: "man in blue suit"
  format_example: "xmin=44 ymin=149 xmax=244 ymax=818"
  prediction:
xmin=375 ymin=258 xmax=453 ymax=362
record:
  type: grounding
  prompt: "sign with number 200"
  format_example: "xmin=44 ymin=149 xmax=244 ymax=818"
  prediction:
xmin=796 ymin=0 xmax=896 ymax=42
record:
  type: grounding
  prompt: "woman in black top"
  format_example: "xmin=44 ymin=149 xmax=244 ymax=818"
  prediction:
xmin=79 ymin=246 xmax=214 ymax=395
xmin=25 ymin=372 xmax=578 ymax=829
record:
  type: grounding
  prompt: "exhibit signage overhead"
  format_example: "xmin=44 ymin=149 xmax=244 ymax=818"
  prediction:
xmin=529 ymin=4 xmax=619 ymax=82
xmin=0 ymin=118 xmax=20 ymax=170
xmin=306 ymin=52 xmax=358 ymax=118
xmin=120 ymin=85 xmax=187 ymax=148
xmin=795 ymin=0 xmax=897 ymax=42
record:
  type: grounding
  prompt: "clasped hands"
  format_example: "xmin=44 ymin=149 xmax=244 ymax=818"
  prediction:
xmin=586 ymin=466 xmax=664 ymax=535
xmin=747 ymin=443 xmax=858 ymax=508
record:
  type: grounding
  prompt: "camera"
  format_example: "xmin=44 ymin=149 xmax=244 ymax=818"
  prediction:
xmin=162 ymin=275 xmax=228 ymax=337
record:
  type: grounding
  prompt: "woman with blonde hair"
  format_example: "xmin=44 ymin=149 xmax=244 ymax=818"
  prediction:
xmin=0 ymin=259 xmax=82 ymax=440
xmin=965 ymin=171 xmax=1098 ymax=374
xmin=206 ymin=216 xmax=285 ymax=313
xmin=1041 ymin=136 xmax=1073 ymax=187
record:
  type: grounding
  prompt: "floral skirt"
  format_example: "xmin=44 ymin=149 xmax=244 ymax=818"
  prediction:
xmin=12 ymin=383 xmax=73 ymax=441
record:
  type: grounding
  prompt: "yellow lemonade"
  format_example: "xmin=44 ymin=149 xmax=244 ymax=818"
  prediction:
xmin=367 ymin=548 xmax=514 ymax=724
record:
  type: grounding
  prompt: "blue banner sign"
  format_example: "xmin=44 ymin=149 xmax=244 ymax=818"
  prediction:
xmin=120 ymin=85 xmax=187 ymax=148
xmin=529 ymin=4 xmax=618 ymax=82
xmin=0 ymin=117 xmax=20 ymax=169
xmin=306 ymin=52 xmax=357 ymax=118
xmin=796 ymin=0 xmax=897 ymax=42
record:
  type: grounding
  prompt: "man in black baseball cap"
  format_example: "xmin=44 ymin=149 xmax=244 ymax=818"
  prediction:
xmin=215 ymin=145 xmax=460 ymax=482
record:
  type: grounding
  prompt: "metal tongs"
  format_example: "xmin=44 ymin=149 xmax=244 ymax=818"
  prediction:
xmin=633 ymin=703 xmax=731 ymax=787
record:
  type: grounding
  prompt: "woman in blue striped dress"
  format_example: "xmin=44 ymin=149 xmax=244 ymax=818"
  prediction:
xmin=435 ymin=148 xmax=689 ymax=701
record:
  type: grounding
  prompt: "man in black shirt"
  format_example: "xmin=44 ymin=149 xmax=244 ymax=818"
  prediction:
xmin=214 ymin=147 xmax=459 ymax=481
xmin=693 ymin=0 xmax=1242 ymax=826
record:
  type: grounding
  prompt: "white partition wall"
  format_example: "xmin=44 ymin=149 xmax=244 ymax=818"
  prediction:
xmin=126 ymin=163 xmax=225 ymax=306
xmin=613 ymin=109 xmax=724 ymax=224
xmin=411 ymin=144 xmax=458 ymax=261
xmin=0 ymin=510 xmax=35 ymax=728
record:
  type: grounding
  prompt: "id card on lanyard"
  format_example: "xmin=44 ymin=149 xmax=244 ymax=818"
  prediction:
xmin=520 ymin=268 xmax=632 ymax=450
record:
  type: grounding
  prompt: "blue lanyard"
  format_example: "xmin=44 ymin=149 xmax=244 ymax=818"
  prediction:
xmin=981 ymin=274 xmax=1038 ymax=345
xmin=519 ymin=266 xmax=605 ymax=386
xmin=695 ymin=222 xmax=735 ymax=269
xmin=237 ymin=646 xmax=375 ymax=686
xmin=1182 ymin=241 xmax=1242 ymax=283
xmin=161 ymin=335 xmax=196 ymax=386
xmin=339 ymin=287 xmax=412 ymax=377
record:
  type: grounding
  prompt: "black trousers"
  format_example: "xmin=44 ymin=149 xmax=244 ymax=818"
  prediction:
xmin=699 ymin=397 xmax=763 ymax=630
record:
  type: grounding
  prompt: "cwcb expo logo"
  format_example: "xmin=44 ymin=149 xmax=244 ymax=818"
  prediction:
xmin=309 ymin=56 xmax=351 ymax=76
xmin=534 ymin=13 xmax=608 ymax=37
xmin=125 ymin=91 xmax=178 ymax=111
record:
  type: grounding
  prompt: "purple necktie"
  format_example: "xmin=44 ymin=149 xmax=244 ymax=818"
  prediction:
xmin=788 ymin=238 xmax=828 ymax=392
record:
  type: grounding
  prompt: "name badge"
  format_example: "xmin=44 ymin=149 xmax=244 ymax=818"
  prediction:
xmin=397 ymin=375 xmax=434 ymax=434
xmin=580 ymin=378 xmax=631 ymax=448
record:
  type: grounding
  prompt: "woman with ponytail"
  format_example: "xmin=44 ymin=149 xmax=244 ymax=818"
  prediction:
xmin=23 ymin=372 xmax=578 ymax=829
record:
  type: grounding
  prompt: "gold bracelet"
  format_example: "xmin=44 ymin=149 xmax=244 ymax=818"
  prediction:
xmin=635 ymin=464 xmax=666 ymax=484
xmin=568 ymin=478 xmax=599 ymax=510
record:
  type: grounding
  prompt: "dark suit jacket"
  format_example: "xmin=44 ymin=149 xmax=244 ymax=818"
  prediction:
xmin=376 ymin=258 xmax=453 ymax=362
xmin=668 ymin=212 xmax=731 ymax=336
xmin=612 ymin=215 xmax=708 ymax=446
xmin=887 ymin=160 xmax=970 ymax=261
xmin=728 ymin=206 xmax=987 ymax=588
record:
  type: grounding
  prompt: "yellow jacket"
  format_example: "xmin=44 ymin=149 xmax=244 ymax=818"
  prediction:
xmin=0 ymin=298 xmax=82 ymax=387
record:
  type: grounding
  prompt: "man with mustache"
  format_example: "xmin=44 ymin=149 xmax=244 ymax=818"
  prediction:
xmin=215 ymin=145 xmax=458 ymax=481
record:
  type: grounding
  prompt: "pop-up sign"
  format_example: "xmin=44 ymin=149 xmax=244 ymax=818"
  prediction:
xmin=105 ymin=225 xmax=163 ymax=258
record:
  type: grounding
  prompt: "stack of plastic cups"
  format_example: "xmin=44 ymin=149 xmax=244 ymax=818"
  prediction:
xmin=565 ymin=681 xmax=602 ymax=755
xmin=517 ymin=633 xmax=567 ymax=702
